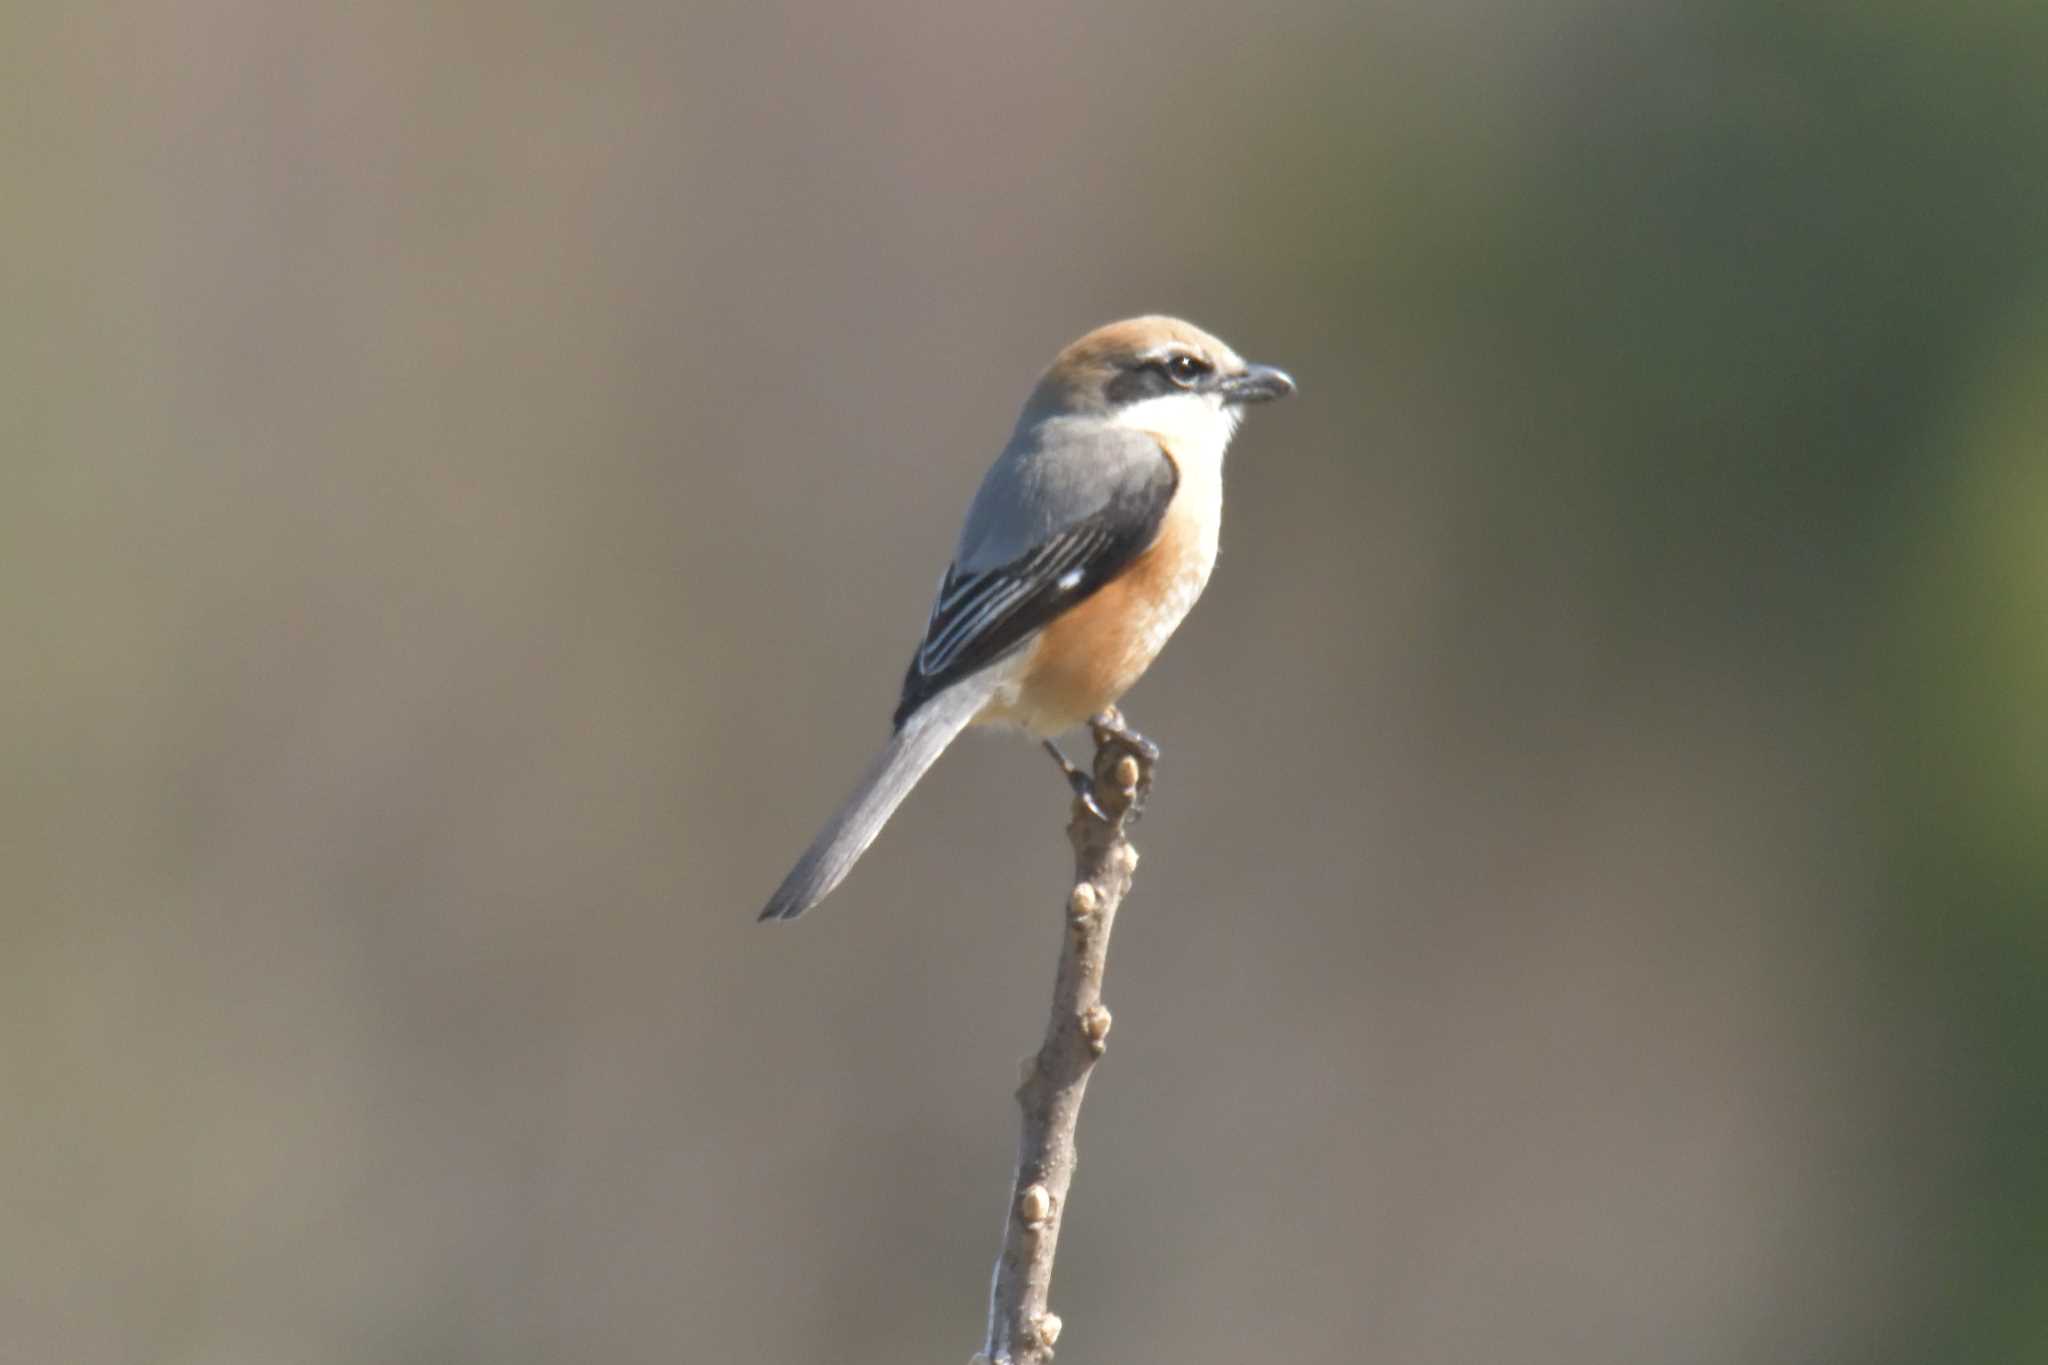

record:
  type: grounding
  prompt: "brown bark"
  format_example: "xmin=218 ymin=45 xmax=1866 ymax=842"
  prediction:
xmin=975 ymin=710 xmax=1155 ymax=1365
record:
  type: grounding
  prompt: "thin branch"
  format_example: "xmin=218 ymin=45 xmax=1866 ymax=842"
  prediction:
xmin=975 ymin=710 xmax=1156 ymax=1365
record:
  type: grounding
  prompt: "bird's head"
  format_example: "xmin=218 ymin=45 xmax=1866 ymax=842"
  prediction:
xmin=1020 ymin=315 xmax=1295 ymax=448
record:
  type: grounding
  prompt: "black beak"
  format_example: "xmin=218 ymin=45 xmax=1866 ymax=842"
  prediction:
xmin=1218 ymin=362 xmax=1296 ymax=405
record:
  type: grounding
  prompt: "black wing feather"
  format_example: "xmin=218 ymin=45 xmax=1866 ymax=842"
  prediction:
xmin=893 ymin=463 xmax=1177 ymax=728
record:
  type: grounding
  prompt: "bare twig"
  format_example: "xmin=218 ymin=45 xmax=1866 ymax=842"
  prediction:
xmin=975 ymin=709 xmax=1156 ymax=1365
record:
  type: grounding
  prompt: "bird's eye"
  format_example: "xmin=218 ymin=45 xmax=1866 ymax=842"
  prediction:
xmin=1162 ymin=353 xmax=1210 ymax=387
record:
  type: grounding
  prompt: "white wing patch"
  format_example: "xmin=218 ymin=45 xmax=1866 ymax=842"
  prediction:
xmin=895 ymin=435 xmax=1180 ymax=727
xmin=914 ymin=527 xmax=1109 ymax=678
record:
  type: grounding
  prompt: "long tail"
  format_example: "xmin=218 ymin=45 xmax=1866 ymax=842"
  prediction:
xmin=757 ymin=679 xmax=992 ymax=921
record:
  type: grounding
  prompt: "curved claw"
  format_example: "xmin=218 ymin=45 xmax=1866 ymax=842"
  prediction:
xmin=1042 ymin=739 xmax=1113 ymax=823
xmin=1067 ymin=769 xmax=1112 ymax=824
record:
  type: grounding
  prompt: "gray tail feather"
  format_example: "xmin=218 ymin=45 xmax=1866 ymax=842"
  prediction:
xmin=757 ymin=680 xmax=990 ymax=922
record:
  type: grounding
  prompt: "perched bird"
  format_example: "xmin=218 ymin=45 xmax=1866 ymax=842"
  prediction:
xmin=759 ymin=316 xmax=1294 ymax=921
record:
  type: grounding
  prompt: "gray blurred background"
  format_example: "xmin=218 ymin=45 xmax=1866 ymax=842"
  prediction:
xmin=5 ymin=2 xmax=2045 ymax=1362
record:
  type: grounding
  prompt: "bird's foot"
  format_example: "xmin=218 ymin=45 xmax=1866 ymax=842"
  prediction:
xmin=1086 ymin=708 xmax=1158 ymax=824
xmin=1088 ymin=707 xmax=1160 ymax=764
xmin=1042 ymin=739 xmax=1112 ymax=823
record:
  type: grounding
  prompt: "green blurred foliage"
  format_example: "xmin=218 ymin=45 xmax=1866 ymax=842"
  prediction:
xmin=1881 ymin=307 xmax=2048 ymax=1363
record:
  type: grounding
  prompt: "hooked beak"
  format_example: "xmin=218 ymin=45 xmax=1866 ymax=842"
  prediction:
xmin=1218 ymin=362 xmax=1296 ymax=405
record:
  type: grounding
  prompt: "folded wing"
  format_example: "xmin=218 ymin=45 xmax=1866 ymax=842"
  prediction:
xmin=894 ymin=431 xmax=1176 ymax=728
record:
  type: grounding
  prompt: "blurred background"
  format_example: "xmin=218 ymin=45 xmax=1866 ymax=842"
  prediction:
xmin=5 ymin=1 xmax=2044 ymax=1361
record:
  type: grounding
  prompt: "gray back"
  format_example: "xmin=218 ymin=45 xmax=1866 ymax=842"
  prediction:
xmin=953 ymin=417 xmax=1169 ymax=573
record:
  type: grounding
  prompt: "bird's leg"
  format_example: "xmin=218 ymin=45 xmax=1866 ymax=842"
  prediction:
xmin=1087 ymin=707 xmax=1159 ymax=822
xmin=1043 ymin=739 xmax=1111 ymax=823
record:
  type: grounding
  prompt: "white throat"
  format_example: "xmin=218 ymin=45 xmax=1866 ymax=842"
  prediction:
xmin=1110 ymin=390 xmax=1232 ymax=604
xmin=1111 ymin=392 xmax=1240 ymax=477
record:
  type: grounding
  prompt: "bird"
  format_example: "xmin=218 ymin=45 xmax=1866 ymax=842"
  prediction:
xmin=758 ymin=315 xmax=1294 ymax=921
